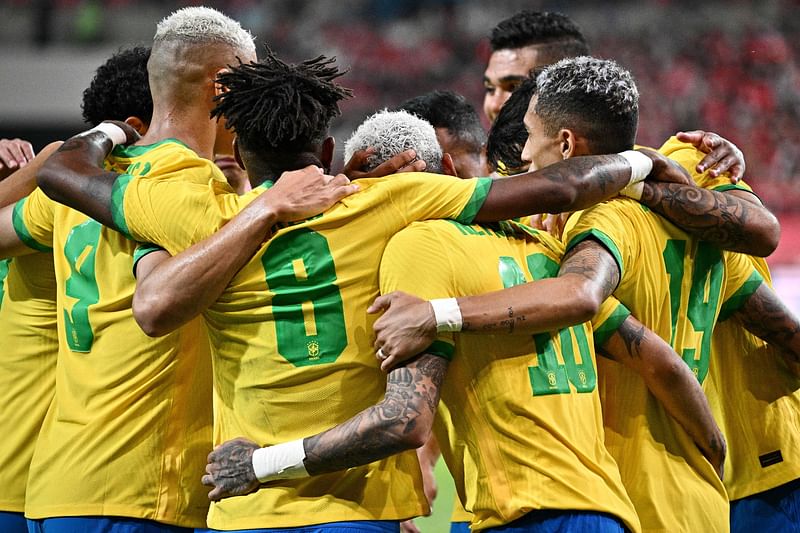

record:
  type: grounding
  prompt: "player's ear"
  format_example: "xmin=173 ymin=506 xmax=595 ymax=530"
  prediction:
xmin=441 ymin=152 xmax=458 ymax=177
xmin=560 ymin=128 xmax=577 ymax=159
xmin=233 ymin=137 xmax=245 ymax=170
xmin=214 ymin=68 xmax=230 ymax=97
xmin=321 ymin=136 xmax=335 ymax=174
xmin=125 ymin=116 xmax=148 ymax=136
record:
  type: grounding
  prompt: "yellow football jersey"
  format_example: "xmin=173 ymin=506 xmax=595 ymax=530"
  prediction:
xmin=0 ymin=252 xmax=58 ymax=513
xmin=113 ymin=170 xmax=492 ymax=529
xmin=380 ymin=220 xmax=640 ymax=532
xmin=565 ymin=198 xmax=763 ymax=533
xmin=657 ymin=140 xmax=800 ymax=499
xmin=13 ymin=138 xmax=214 ymax=527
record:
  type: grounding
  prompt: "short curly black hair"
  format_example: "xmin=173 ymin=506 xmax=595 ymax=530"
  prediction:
xmin=490 ymin=11 xmax=589 ymax=61
xmin=81 ymin=46 xmax=152 ymax=126
xmin=486 ymin=74 xmax=538 ymax=174
xmin=396 ymin=90 xmax=486 ymax=154
xmin=211 ymin=49 xmax=352 ymax=157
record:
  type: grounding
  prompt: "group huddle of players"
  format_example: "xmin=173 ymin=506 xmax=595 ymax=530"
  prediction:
xmin=0 ymin=5 xmax=798 ymax=533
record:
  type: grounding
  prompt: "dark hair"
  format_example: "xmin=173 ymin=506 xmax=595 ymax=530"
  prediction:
xmin=535 ymin=57 xmax=638 ymax=154
xmin=81 ymin=46 xmax=152 ymax=126
xmin=486 ymin=75 xmax=538 ymax=173
xmin=212 ymin=49 xmax=352 ymax=158
xmin=490 ymin=11 xmax=589 ymax=63
xmin=396 ymin=90 xmax=486 ymax=154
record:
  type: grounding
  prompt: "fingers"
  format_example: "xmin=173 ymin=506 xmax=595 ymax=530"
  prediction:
xmin=0 ymin=138 xmax=35 ymax=170
xmin=342 ymin=147 xmax=376 ymax=175
xmin=380 ymin=353 xmax=400 ymax=372
xmin=368 ymin=292 xmax=395 ymax=314
xmin=675 ymin=130 xmax=705 ymax=146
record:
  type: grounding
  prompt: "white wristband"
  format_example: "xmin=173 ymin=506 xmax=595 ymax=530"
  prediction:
xmin=430 ymin=298 xmax=463 ymax=333
xmin=620 ymin=181 xmax=644 ymax=200
xmin=251 ymin=439 xmax=309 ymax=483
xmin=618 ymin=150 xmax=653 ymax=185
xmin=85 ymin=122 xmax=128 ymax=148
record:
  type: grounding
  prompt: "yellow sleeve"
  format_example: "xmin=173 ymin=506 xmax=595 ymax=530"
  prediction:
xmin=591 ymin=296 xmax=631 ymax=348
xmin=563 ymin=200 xmax=638 ymax=280
xmin=379 ymin=221 xmax=457 ymax=359
xmin=385 ymin=173 xmax=492 ymax=225
xmin=717 ymin=251 xmax=764 ymax=321
xmin=12 ymin=188 xmax=55 ymax=251
xmin=111 ymin=176 xmax=234 ymax=255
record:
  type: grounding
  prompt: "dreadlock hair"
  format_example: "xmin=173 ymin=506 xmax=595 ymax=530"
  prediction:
xmin=211 ymin=49 xmax=353 ymax=176
xmin=486 ymin=74 xmax=538 ymax=174
xmin=396 ymin=90 xmax=486 ymax=156
xmin=82 ymin=46 xmax=153 ymax=126
xmin=490 ymin=11 xmax=589 ymax=65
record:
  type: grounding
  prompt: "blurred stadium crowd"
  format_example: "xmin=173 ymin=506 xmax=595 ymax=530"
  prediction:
xmin=1 ymin=0 xmax=798 ymax=253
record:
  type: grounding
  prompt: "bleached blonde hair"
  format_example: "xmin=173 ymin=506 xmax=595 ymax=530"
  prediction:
xmin=344 ymin=110 xmax=443 ymax=173
xmin=154 ymin=6 xmax=256 ymax=56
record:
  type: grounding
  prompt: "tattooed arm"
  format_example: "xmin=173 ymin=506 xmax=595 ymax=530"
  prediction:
xmin=732 ymin=284 xmax=800 ymax=376
xmin=474 ymin=149 xmax=689 ymax=221
xmin=369 ymin=238 xmax=619 ymax=370
xmin=598 ymin=316 xmax=726 ymax=479
xmin=638 ymin=180 xmax=780 ymax=257
xmin=202 ymin=353 xmax=447 ymax=501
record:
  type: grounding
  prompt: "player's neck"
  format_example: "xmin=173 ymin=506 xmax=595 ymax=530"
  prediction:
xmin=137 ymin=106 xmax=216 ymax=159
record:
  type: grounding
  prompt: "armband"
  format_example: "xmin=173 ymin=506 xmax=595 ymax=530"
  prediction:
xmin=252 ymin=439 xmax=309 ymax=483
xmin=430 ymin=298 xmax=463 ymax=333
xmin=618 ymin=150 xmax=653 ymax=185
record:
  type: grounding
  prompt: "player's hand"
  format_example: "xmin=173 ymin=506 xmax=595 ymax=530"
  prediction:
xmin=202 ymin=437 xmax=261 ymax=501
xmin=636 ymin=148 xmax=692 ymax=186
xmin=342 ymin=147 xmax=426 ymax=179
xmin=676 ymin=130 xmax=745 ymax=182
xmin=400 ymin=520 xmax=422 ymax=533
xmin=368 ymin=291 xmax=437 ymax=371
xmin=0 ymin=138 xmax=35 ymax=178
xmin=264 ymin=165 xmax=360 ymax=222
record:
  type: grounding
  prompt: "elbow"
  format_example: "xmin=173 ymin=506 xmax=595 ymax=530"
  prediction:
xmin=403 ymin=421 xmax=433 ymax=450
xmin=752 ymin=215 xmax=781 ymax=257
xmin=569 ymin=282 xmax=604 ymax=324
xmin=132 ymin=291 xmax=171 ymax=337
xmin=547 ymin=184 xmax=579 ymax=213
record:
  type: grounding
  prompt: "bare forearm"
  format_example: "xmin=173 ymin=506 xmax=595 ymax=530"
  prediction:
xmin=640 ymin=181 xmax=779 ymax=256
xmin=476 ymin=155 xmax=631 ymax=221
xmin=735 ymin=284 xmax=800 ymax=373
xmin=37 ymin=133 xmax=118 ymax=228
xmin=600 ymin=318 xmax=725 ymax=467
xmin=302 ymin=354 xmax=446 ymax=475
xmin=0 ymin=141 xmax=62 ymax=207
xmin=459 ymin=276 xmax=597 ymax=334
xmin=134 ymin=203 xmax=278 ymax=336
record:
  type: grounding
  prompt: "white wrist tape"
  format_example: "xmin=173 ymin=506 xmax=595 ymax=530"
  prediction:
xmin=86 ymin=122 xmax=128 ymax=148
xmin=618 ymin=150 xmax=653 ymax=185
xmin=252 ymin=439 xmax=309 ymax=483
xmin=620 ymin=181 xmax=644 ymax=200
xmin=430 ymin=298 xmax=463 ymax=333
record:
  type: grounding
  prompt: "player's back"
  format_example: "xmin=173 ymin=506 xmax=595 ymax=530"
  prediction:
xmin=0 ymin=252 xmax=58 ymax=517
xmin=13 ymin=140 xmax=214 ymax=527
xmin=565 ymin=198 xmax=762 ymax=533
xmin=379 ymin=219 xmax=640 ymax=532
xmin=179 ymin=173 xmax=492 ymax=529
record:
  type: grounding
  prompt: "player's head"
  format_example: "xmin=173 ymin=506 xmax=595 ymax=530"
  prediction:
xmin=396 ymin=90 xmax=487 ymax=178
xmin=212 ymin=49 xmax=352 ymax=185
xmin=344 ymin=110 xmax=455 ymax=176
xmin=484 ymin=11 xmax=588 ymax=123
xmin=486 ymin=73 xmax=539 ymax=176
xmin=81 ymin=46 xmax=152 ymax=135
xmin=149 ymin=7 xmax=256 ymax=152
xmin=521 ymin=56 xmax=638 ymax=170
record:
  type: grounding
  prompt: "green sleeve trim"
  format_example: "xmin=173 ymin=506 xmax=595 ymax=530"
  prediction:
xmin=426 ymin=340 xmax=455 ymax=361
xmin=111 ymin=174 xmax=134 ymax=240
xmin=565 ymin=229 xmax=624 ymax=280
xmin=592 ymin=303 xmax=632 ymax=348
xmin=111 ymin=138 xmax=190 ymax=158
xmin=454 ymin=177 xmax=492 ymax=224
xmin=718 ymin=270 xmax=764 ymax=322
xmin=132 ymin=243 xmax=165 ymax=278
xmin=12 ymin=198 xmax=52 ymax=252
xmin=711 ymin=183 xmax=762 ymax=202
